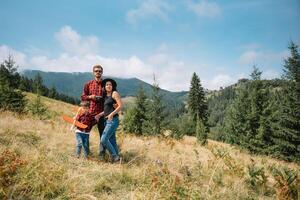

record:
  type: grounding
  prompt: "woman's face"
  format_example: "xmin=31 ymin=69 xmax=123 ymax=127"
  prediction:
xmin=105 ymin=81 xmax=113 ymax=92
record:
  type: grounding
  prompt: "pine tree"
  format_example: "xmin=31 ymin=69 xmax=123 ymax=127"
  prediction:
xmin=0 ymin=55 xmax=20 ymax=88
xmin=48 ymin=86 xmax=58 ymax=99
xmin=187 ymin=72 xmax=209 ymax=134
xmin=33 ymin=73 xmax=43 ymax=94
xmin=224 ymin=66 xmax=268 ymax=152
xmin=27 ymin=93 xmax=48 ymax=119
xmin=123 ymin=85 xmax=148 ymax=135
xmin=247 ymin=66 xmax=269 ymax=152
xmin=271 ymin=42 xmax=300 ymax=161
xmin=28 ymin=72 xmax=48 ymax=119
xmin=257 ymin=92 xmax=278 ymax=154
xmin=0 ymin=56 xmax=26 ymax=113
xmin=133 ymin=85 xmax=148 ymax=135
xmin=224 ymin=83 xmax=251 ymax=144
xmin=145 ymin=76 xmax=166 ymax=135
xmin=250 ymin=65 xmax=262 ymax=80
xmin=196 ymin=115 xmax=207 ymax=144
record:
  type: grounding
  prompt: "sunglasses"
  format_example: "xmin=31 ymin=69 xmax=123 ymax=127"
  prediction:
xmin=94 ymin=70 xmax=103 ymax=73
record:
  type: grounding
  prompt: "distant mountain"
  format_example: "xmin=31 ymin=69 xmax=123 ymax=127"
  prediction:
xmin=21 ymin=70 xmax=188 ymax=106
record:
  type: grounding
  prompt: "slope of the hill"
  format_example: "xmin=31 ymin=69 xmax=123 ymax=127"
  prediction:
xmin=0 ymin=93 xmax=299 ymax=199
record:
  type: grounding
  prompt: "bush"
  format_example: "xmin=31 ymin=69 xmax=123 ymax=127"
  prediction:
xmin=168 ymin=114 xmax=195 ymax=139
xmin=0 ymin=86 xmax=26 ymax=113
xmin=27 ymin=94 xmax=49 ymax=119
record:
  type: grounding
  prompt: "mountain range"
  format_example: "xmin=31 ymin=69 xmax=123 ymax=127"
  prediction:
xmin=22 ymin=70 xmax=188 ymax=106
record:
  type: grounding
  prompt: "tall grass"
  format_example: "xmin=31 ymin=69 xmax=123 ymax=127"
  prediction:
xmin=0 ymin=94 xmax=299 ymax=199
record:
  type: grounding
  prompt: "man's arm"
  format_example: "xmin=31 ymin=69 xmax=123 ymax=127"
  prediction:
xmin=81 ymin=82 xmax=90 ymax=101
xmin=81 ymin=82 xmax=96 ymax=101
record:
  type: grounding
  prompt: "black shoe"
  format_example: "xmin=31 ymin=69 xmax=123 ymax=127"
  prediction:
xmin=99 ymin=152 xmax=105 ymax=161
xmin=112 ymin=155 xmax=120 ymax=163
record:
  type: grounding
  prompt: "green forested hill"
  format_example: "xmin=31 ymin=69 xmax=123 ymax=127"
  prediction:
xmin=207 ymin=78 xmax=286 ymax=138
xmin=22 ymin=70 xmax=188 ymax=106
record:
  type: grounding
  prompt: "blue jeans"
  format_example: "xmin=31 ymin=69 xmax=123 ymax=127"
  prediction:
xmin=76 ymin=132 xmax=90 ymax=157
xmin=97 ymin=116 xmax=106 ymax=154
xmin=100 ymin=116 xmax=119 ymax=157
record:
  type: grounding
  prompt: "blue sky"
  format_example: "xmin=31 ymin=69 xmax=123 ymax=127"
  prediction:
xmin=0 ymin=0 xmax=299 ymax=91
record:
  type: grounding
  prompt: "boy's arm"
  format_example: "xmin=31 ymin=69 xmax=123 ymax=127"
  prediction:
xmin=95 ymin=112 xmax=104 ymax=122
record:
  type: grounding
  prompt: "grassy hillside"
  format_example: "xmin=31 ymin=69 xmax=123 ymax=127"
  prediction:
xmin=0 ymin=93 xmax=299 ymax=199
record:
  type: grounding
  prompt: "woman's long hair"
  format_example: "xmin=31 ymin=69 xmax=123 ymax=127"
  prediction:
xmin=102 ymin=81 xmax=117 ymax=98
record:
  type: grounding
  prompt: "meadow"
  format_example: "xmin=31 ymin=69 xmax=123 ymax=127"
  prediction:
xmin=0 ymin=93 xmax=299 ymax=199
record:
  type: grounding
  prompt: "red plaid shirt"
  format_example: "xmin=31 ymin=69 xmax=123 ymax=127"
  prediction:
xmin=81 ymin=80 xmax=103 ymax=116
xmin=76 ymin=111 xmax=97 ymax=133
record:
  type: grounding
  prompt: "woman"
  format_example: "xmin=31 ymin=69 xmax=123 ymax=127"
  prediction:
xmin=100 ymin=78 xmax=122 ymax=163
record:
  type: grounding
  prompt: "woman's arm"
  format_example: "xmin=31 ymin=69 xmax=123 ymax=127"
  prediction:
xmin=107 ymin=91 xmax=123 ymax=120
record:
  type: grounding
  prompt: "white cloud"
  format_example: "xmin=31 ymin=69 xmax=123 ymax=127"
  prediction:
xmin=3 ymin=26 xmax=271 ymax=92
xmin=187 ymin=0 xmax=221 ymax=18
xmin=238 ymin=49 xmax=289 ymax=66
xmin=154 ymin=60 xmax=191 ymax=91
xmin=0 ymin=45 xmax=28 ymax=68
xmin=262 ymin=69 xmax=280 ymax=79
xmin=203 ymin=74 xmax=234 ymax=90
xmin=55 ymin=26 xmax=100 ymax=56
xmin=126 ymin=0 xmax=173 ymax=25
xmin=238 ymin=50 xmax=260 ymax=65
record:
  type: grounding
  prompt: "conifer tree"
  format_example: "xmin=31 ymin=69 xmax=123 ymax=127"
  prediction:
xmin=271 ymin=41 xmax=300 ymax=161
xmin=0 ymin=56 xmax=26 ymax=113
xmin=246 ymin=66 xmax=269 ymax=152
xmin=28 ymin=72 xmax=48 ymax=119
xmin=146 ymin=76 xmax=166 ymax=135
xmin=224 ymin=66 xmax=268 ymax=151
xmin=196 ymin=115 xmax=207 ymax=144
xmin=224 ymin=83 xmax=251 ymax=144
xmin=123 ymin=85 xmax=148 ymax=135
xmin=33 ymin=73 xmax=43 ymax=94
xmin=132 ymin=85 xmax=147 ymax=135
xmin=187 ymin=72 xmax=209 ymax=133
xmin=48 ymin=86 xmax=58 ymax=99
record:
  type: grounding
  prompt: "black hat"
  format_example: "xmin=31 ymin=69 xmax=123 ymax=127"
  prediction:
xmin=102 ymin=78 xmax=117 ymax=88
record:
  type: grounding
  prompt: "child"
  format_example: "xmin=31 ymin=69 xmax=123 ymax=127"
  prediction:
xmin=75 ymin=101 xmax=97 ymax=158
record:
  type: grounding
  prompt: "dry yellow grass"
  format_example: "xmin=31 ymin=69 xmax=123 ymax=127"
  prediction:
xmin=0 ymin=93 xmax=299 ymax=199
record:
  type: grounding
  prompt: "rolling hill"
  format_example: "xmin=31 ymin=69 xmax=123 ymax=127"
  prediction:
xmin=21 ymin=70 xmax=188 ymax=106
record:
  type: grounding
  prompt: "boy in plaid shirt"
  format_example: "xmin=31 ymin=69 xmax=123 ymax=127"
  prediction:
xmin=75 ymin=101 xmax=98 ymax=158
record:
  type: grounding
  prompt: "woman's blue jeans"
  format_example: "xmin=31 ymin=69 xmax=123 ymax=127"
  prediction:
xmin=100 ymin=116 xmax=119 ymax=157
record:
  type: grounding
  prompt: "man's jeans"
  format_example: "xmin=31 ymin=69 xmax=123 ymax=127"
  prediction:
xmin=97 ymin=116 xmax=105 ymax=154
xmin=76 ymin=132 xmax=90 ymax=157
xmin=100 ymin=116 xmax=119 ymax=157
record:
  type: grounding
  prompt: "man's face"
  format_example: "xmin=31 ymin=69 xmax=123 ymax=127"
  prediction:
xmin=93 ymin=67 xmax=103 ymax=79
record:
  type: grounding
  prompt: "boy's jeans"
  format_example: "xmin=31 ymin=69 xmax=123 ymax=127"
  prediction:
xmin=76 ymin=132 xmax=90 ymax=157
xmin=100 ymin=116 xmax=119 ymax=157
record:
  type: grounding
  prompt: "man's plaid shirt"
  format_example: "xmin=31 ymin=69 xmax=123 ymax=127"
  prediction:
xmin=81 ymin=79 xmax=103 ymax=116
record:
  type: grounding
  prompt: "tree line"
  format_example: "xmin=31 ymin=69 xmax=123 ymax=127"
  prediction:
xmin=0 ymin=56 xmax=80 ymax=113
xmin=123 ymin=72 xmax=209 ymax=144
xmin=123 ymin=42 xmax=300 ymax=162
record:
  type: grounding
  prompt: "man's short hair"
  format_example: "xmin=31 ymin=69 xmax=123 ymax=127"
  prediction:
xmin=93 ymin=64 xmax=103 ymax=72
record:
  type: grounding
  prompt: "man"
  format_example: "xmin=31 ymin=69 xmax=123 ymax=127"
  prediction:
xmin=81 ymin=64 xmax=106 ymax=159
